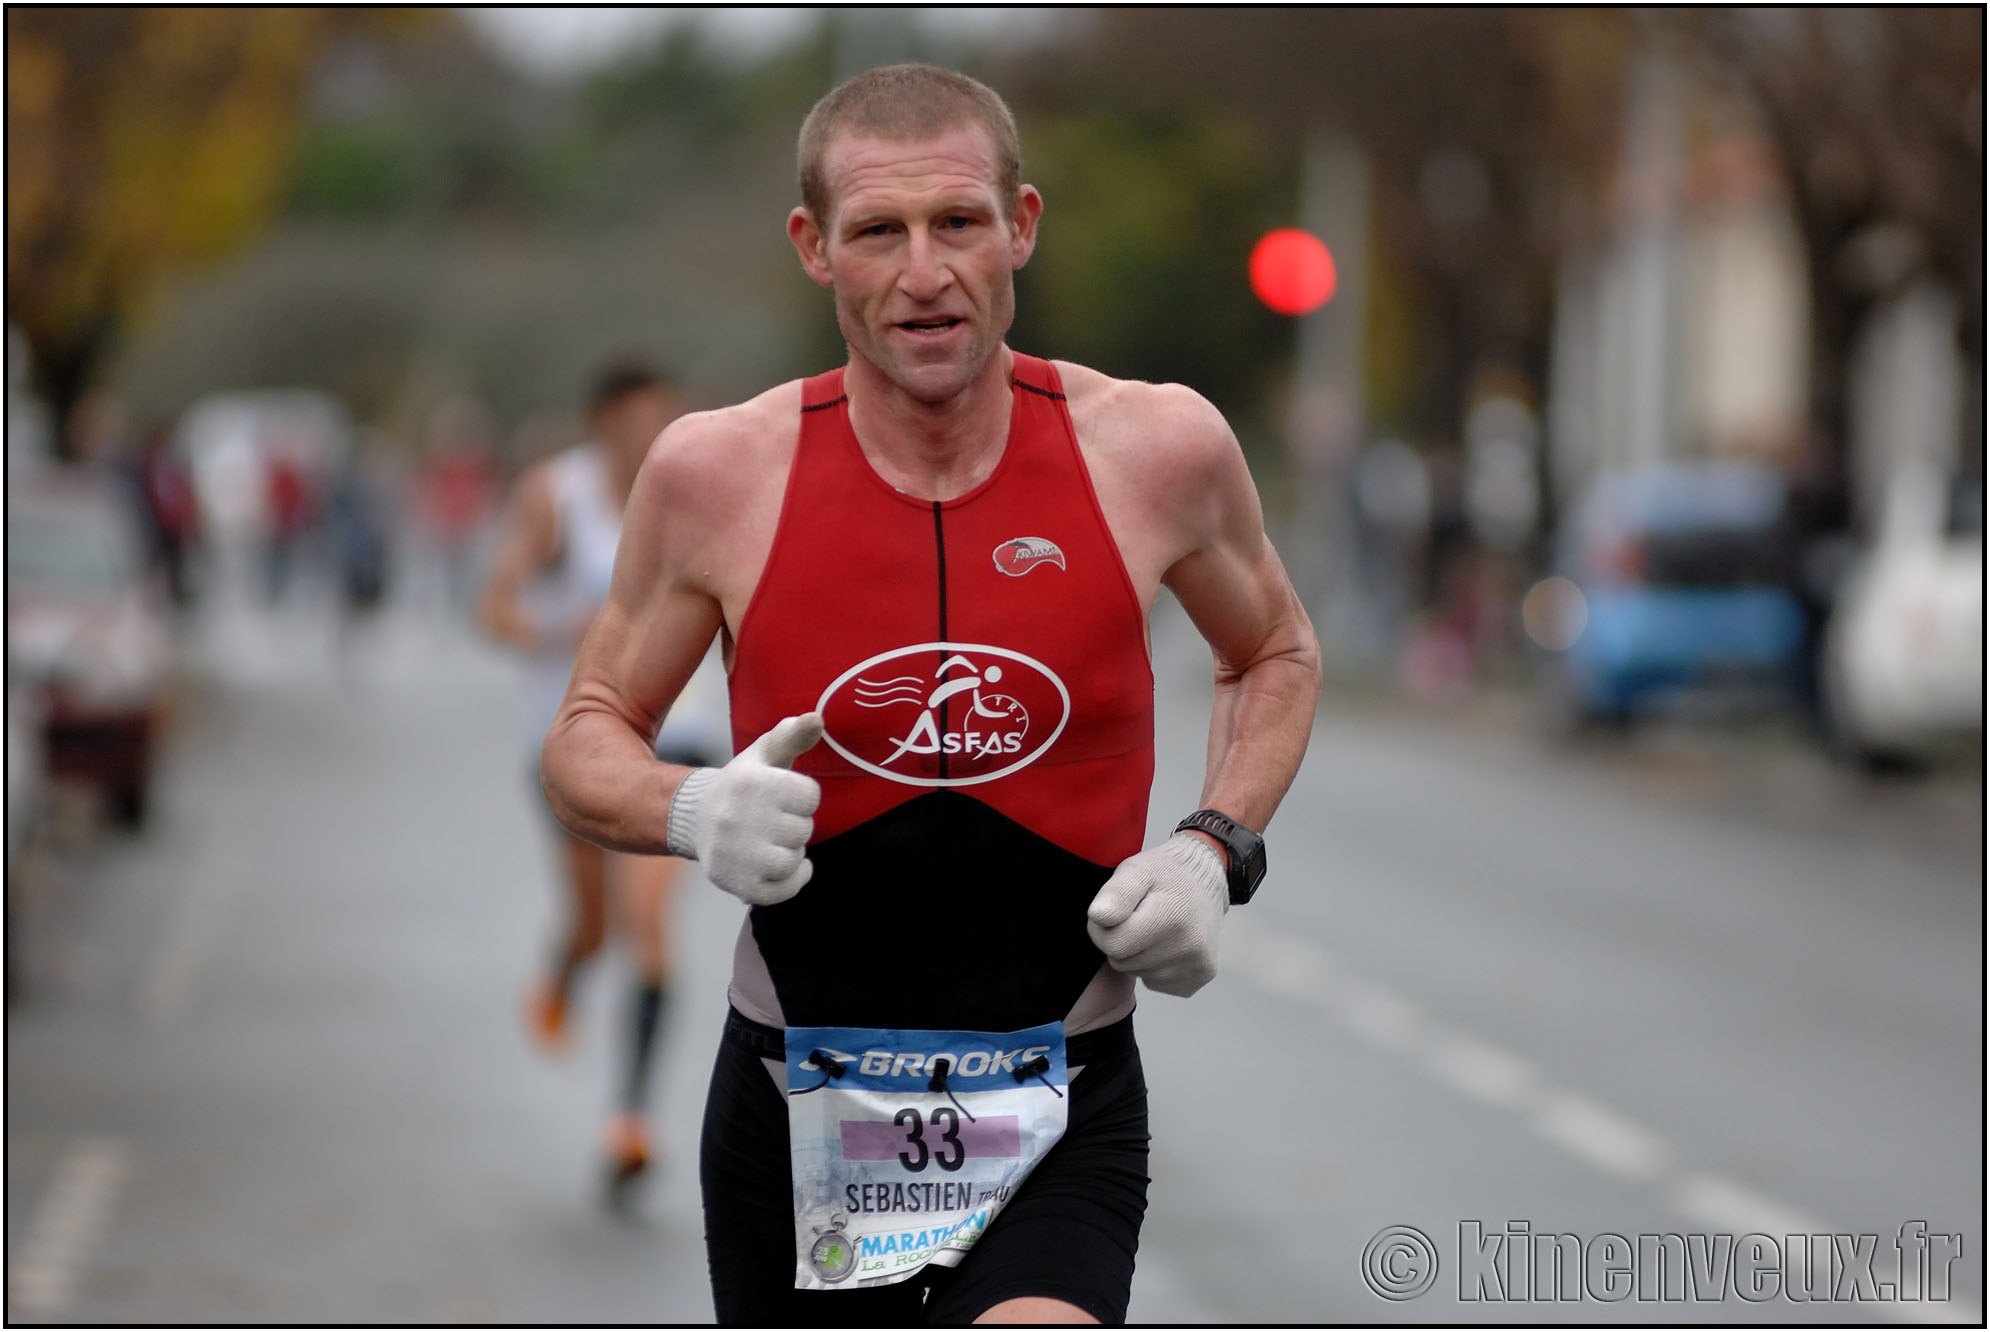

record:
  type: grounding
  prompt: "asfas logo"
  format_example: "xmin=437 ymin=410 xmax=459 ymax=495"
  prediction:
xmin=992 ymin=536 xmax=1065 ymax=577
xmin=815 ymin=643 xmax=1070 ymax=787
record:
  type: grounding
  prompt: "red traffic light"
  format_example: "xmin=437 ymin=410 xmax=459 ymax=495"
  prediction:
xmin=1250 ymin=228 xmax=1337 ymax=315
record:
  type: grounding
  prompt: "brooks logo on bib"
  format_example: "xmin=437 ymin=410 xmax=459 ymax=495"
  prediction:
xmin=816 ymin=643 xmax=1070 ymax=787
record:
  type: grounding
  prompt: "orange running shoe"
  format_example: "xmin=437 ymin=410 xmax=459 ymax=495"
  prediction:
xmin=604 ymin=1112 xmax=652 ymax=1211
xmin=525 ymin=978 xmax=571 ymax=1054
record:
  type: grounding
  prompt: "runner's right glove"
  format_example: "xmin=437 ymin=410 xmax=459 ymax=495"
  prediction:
xmin=665 ymin=712 xmax=823 ymax=905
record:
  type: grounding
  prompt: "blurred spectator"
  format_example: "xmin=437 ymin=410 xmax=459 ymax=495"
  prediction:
xmin=1401 ymin=442 xmax=1483 ymax=701
xmin=1785 ymin=436 xmax=1854 ymax=731
xmin=262 ymin=448 xmax=316 ymax=606
xmin=415 ymin=396 xmax=500 ymax=616
xmin=134 ymin=423 xmax=201 ymax=608
xmin=326 ymin=458 xmax=390 ymax=616
xmin=64 ymin=392 xmax=189 ymax=611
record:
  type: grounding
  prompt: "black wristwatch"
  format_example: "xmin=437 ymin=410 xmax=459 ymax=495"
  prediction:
xmin=1174 ymin=809 xmax=1267 ymax=905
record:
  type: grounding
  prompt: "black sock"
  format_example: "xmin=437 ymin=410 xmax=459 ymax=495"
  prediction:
xmin=622 ymin=981 xmax=667 ymax=1112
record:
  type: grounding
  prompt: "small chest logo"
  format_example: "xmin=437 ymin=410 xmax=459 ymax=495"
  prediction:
xmin=816 ymin=643 xmax=1071 ymax=787
xmin=993 ymin=536 xmax=1065 ymax=577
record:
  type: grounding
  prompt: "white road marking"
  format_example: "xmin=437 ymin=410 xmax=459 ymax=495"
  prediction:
xmin=1532 ymin=1090 xmax=1670 ymax=1180
xmin=1666 ymin=1176 xmax=1983 ymax=1324
xmin=1129 ymin=1239 xmax=1230 ymax=1325
xmin=1424 ymin=1032 xmax=1537 ymax=1109
xmin=1888 ymin=1292 xmax=1987 ymax=1326
xmin=1670 ymin=1172 xmax=1828 ymax=1242
xmin=1336 ymin=981 xmax=1423 ymax=1050
xmin=136 ymin=815 xmax=250 ymax=1025
xmin=1225 ymin=917 xmax=1979 ymax=1322
xmin=1240 ymin=926 xmax=1335 ymax=1002
xmin=9 ymin=1137 xmax=130 ymax=1318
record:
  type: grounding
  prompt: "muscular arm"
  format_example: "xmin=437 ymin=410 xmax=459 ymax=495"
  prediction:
xmin=1161 ymin=394 xmax=1322 ymax=834
xmin=1075 ymin=371 xmax=1322 ymax=835
xmin=1074 ymin=375 xmax=1321 ymax=996
xmin=539 ymin=422 xmax=729 ymax=854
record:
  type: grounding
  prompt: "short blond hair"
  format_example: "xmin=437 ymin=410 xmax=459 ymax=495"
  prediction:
xmin=797 ymin=63 xmax=1021 ymax=224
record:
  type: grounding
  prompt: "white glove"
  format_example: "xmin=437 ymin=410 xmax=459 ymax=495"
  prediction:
xmin=666 ymin=712 xmax=824 ymax=905
xmin=1085 ymin=832 xmax=1229 ymax=997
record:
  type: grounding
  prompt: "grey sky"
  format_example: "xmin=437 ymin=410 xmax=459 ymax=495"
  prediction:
xmin=462 ymin=7 xmax=1079 ymax=79
xmin=464 ymin=8 xmax=807 ymax=76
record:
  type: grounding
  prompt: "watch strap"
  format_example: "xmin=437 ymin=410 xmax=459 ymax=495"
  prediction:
xmin=1173 ymin=808 xmax=1267 ymax=905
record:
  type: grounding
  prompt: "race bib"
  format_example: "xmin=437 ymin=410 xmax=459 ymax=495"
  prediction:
xmin=784 ymin=1021 xmax=1068 ymax=1289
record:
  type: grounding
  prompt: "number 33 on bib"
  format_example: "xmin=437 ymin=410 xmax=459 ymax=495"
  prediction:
xmin=782 ymin=1022 xmax=1069 ymax=1289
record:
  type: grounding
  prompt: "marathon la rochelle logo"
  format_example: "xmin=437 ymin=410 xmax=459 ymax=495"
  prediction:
xmin=992 ymin=537 xmax=1065 ymax=577
xmin=816 ymin=643 xmax=1070 ymax=787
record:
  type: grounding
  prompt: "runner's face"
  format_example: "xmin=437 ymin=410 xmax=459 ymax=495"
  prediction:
xmin=789 ymin=126 xmax=1041 ymax=406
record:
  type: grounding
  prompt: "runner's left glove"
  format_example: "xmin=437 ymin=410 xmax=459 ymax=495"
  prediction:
xmin=1085 ymin=832 xmax=1229 ymax=997
xmin=665 ymin=712 xmax=823 ymax=905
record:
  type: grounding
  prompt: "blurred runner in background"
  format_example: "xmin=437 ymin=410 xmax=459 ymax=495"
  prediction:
xmin=477 ymin=360 xmax=727 ymax=1207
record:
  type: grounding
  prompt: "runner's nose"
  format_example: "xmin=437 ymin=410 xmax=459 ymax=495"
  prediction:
xmin=899 ymin=232 xmax=953 ymax=303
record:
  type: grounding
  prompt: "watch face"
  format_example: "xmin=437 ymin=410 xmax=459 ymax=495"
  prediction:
xmin=1243 ymin=839 xmax=1267 ymax=886
xmin=1229 ymin=826 xmax=1264 ymax=900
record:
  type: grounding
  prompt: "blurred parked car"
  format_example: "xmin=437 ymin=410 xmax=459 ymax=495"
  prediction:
xmin=7 ymin=678 xmax=44 ymax=867
xmin=1823 ymin=480 xmax=1984 ymax=767
xmin=1542 ymin=461 xmax=1808 ymax=728
xmin=7 ymin=467 xmax=176 ymax=826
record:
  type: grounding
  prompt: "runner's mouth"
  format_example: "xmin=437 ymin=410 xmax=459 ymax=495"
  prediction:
xmin=897 ymin=318 xmax=963 ymax=334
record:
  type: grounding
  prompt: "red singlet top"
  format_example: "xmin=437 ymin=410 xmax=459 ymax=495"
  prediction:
xmin=727 ymin=354 xmax=1155 ymax=1033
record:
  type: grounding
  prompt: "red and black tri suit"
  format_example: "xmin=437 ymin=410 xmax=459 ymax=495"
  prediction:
xmin=726 ymin=352 xmax=1156 ymax=1036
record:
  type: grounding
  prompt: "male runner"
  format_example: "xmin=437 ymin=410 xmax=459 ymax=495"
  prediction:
xmin=479 ymin=361 xmax=726 ymax=1204
xmin=541 ymin=66 xmax=1320 ymax=1322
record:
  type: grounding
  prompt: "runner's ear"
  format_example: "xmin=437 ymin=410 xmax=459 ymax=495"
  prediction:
xmin=1008 ymin=186 xmax=1043 ymax=270
xmin=788 ymin=207 xmax=834 ymax=288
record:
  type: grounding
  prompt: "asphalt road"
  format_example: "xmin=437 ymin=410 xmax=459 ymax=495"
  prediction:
xmin=6 ymin=596 xmax=1981 ymax=1324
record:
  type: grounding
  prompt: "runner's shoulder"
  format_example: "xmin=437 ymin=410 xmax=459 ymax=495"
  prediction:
xmin=636 ymin=380 xmax=805 ymax=515
xmin=1051 ymin=360 xmax=1239 ymax=487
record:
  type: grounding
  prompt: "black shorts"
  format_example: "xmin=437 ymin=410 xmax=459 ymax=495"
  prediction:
xmin=701 ymin=1009 xmax=1150 ymax=1326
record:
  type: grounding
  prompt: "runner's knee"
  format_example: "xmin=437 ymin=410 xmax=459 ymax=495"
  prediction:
xmin=973 ymin=1295 xmax=1101 ymax=1324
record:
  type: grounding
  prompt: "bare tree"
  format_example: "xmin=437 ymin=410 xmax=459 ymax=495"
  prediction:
xmin=1683 ymin=8 xmax=1984 ymax=491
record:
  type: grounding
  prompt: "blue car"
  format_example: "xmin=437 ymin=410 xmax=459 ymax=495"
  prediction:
xmin=1545 ymin=462 xmax=1808 ymax=726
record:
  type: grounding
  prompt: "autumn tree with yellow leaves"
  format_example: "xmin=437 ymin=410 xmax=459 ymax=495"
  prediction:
xmin=6 ymin=7 xmax=426 ymax=449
